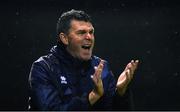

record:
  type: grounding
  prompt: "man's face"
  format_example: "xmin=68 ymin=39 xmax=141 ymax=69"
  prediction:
xmin=64 ymin=20 xmax=95 ymax=61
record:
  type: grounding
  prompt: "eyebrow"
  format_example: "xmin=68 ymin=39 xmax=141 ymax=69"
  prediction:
xmin=77 ymin=28 xmax=94 ymax=33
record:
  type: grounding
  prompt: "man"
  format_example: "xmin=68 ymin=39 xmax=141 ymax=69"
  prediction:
xmin=28 ymin=9 xmax=139 ymax=110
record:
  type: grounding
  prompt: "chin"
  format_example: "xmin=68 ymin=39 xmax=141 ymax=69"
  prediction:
xmin=80 ymin=55 xmax=91 ymax=61
xmin=82 ymin=57 xmax=91 ymax=61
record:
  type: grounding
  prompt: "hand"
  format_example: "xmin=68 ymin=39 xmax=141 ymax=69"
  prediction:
xmin=116 ymin=60 xmax=139 ymax=96
xmin=89 ymin=60 xmax=104 ymax=105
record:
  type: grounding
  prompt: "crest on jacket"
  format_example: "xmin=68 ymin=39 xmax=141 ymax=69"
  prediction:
xmin=60 ymin=76 xmax=67 ymax=84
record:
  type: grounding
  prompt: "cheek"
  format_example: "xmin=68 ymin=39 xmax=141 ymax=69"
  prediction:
xmin=69 ymin=39 xmax=82 ymax=50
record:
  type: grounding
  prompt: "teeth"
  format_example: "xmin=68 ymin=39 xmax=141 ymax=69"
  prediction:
xmin=82 ymin=45 xmax=91 ymax=49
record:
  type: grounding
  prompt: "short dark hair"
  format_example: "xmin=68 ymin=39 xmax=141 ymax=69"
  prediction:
xmin=56 ymin=9 xmax=92 ymax=36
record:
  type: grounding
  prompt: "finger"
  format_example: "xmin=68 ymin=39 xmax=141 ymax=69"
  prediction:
xmin=125 ymin=69 xmax=131 ymax=83
xmin=123 ymin=60 xmax=139 ymax=82
xmin=91 ymin=75 xmax=98 ymax=84
xmin=130 ymin=68 xmax=135 ymax=80
xmin=96 ymin=60 xmax=104 ymax=79
xmin=127 ymin=66 xmax=134 ymax=79
xmin=131 ymin=60 xmax=134 ymax=64
xmin=93 ymin=60 xmax=104 ymax=84
xmin=125 ymin=62 xmax=131 ymax=71
xmin=125 ymin=61 xmax=134 ymax=72
xmin=129 ymin=65 xmax=136 ymax=76
xmin=130 ymin=59 xmax=139 ymax=76
xmin=135 ymin=60 xmax=139 ymax=66
xmin=131 ymin=60 xmax=136 ymax=67
xmin=133 ymin=60 xmax=139 ymax=70
xmin=130 ymin=59 xmax=139 ymax=71
xmin=93 ymin=66 xmax=98 ymax=82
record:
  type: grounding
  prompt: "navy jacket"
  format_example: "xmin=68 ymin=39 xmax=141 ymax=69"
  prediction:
xmin=28 ymin=44 xmax=132 ymax=110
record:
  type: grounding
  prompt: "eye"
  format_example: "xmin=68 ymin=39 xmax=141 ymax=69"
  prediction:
xmin=77 ymin=30 xmax=86 ymax=35
xmin=89 ymin=30 xmax=94 ymax=35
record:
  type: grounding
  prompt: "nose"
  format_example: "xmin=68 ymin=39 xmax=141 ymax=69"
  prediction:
xmin=85 ymin=33 xmax=93 ymax=40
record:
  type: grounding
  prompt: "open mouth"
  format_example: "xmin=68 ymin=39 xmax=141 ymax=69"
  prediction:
xmin=81 ymin=45 xmax=91 ymax=50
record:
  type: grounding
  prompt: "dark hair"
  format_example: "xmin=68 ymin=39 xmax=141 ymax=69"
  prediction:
xmin=56 ymin=9 xmax=92 ymax=36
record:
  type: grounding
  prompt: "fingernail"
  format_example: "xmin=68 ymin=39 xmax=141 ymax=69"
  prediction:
xmin=136 ymin=60 xmax=139 ymax=63
xmin=101 ymin=60 xmax=104 ymax=64
xmin=94 ymin=66 xmax=97 ymax=69
xmin=91 ymin=75 xmax=93 ymax=78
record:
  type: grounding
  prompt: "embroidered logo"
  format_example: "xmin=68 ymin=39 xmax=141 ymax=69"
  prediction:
xmin=60 ymin=76 xmax=67 ymax=84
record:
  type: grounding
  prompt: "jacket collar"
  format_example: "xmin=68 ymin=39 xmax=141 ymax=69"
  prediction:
xmin=50 ymin=43 xmax=92 ymax=71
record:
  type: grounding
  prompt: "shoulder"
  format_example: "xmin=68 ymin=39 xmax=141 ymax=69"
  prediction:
xmin=29 ymin=53 xmax=60 ymax=82
xmin=33 ymin=53 xmax=58 ymax=67
xmin=30 ymin=55 xmax=51 ymax=75
xmin=30 ymin=54 xmax=57 ymax=77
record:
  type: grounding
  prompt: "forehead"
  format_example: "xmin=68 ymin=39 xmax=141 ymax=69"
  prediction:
xmin=69 ymin=20 xmax=94 ymax=31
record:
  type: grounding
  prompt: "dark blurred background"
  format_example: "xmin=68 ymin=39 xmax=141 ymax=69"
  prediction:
xmin=0 ymin=0 xmax=180 ymax=110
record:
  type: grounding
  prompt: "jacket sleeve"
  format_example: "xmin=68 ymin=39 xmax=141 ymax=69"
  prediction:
xmin=29 ymin=61 xmax=91 ymax=110
xmin=112 ymin=88 xmax=134 ymax=110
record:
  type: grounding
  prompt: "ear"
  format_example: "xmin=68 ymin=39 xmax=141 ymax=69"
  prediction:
xmin=59 ymin=33 xmax=68 ymax=45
